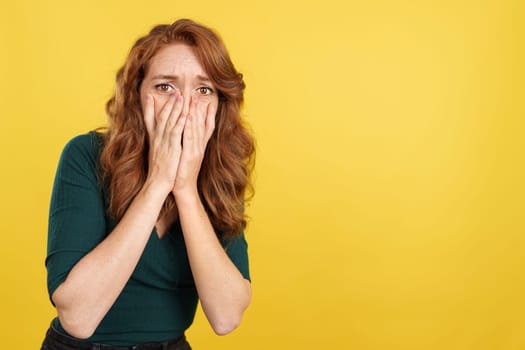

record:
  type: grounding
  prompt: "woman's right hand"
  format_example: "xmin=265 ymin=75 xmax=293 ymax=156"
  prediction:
xmin=51 ymin=97 xmax=186 ymax=337
xmin=142 ymin=93 xmax=186 ymax=193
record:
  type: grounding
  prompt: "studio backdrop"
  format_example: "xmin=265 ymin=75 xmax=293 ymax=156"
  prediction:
xmin=1 ymin=0 xmax=524 ymax=349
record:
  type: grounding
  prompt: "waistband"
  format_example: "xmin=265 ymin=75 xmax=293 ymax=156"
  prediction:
xmin=44 ymin=323 xmax=188 ymax=350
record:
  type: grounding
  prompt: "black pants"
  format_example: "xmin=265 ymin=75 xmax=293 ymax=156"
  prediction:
xmin=40 ymin=325 xmax=192 ymax=350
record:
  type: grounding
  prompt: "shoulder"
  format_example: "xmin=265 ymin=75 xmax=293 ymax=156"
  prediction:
xmin=57 ymin=131 xmax=105 ymax=184
xmin=62 ymin=131 xmax=104 ymax=159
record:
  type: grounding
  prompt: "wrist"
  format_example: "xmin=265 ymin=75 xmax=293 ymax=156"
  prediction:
xmin=173 ymin=186 xmax=200 ymax=205
xmin=141 ymin=177 xmax=172 ymax=201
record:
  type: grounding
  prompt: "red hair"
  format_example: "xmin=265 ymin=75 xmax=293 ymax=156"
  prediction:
xmin=99 ymin=19 xmax=255 ymax=237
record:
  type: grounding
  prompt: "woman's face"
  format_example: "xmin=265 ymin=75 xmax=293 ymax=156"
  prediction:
xmin=139 ymin=43 xmax=219 ymax=119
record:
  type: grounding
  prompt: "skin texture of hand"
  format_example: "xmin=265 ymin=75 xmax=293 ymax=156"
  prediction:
xmin=142 ymin=92 xmax=187 ymax=193
xmin=172 ymin=95 xmax=216 ymax=197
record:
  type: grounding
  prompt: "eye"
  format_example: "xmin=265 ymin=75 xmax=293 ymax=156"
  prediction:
xmin=197 ymin=86 xmax=214 ymax=95
xmin=154 ymin=83 xmax=174 ymax=93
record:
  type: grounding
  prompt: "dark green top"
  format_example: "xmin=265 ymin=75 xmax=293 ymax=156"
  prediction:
xmin=46 ymin=132 xmax=250 ymax=346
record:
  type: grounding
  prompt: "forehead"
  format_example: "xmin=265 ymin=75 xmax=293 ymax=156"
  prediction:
xmin=146 ymin=43 xmax=207 ymax=76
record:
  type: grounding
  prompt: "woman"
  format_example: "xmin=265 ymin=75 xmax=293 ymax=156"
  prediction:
xmin=41 ymin=19 xmax=255 ymax=350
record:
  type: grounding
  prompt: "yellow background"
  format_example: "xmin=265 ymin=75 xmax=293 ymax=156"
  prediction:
xmin=1 ymin=0 xmax=524 ymax=349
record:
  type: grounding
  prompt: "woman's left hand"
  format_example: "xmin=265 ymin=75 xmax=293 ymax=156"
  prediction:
xmin=172 ymin=96 xmax=251 ymax=335
xmin=172 ymin=96 xmax=216 ymax=197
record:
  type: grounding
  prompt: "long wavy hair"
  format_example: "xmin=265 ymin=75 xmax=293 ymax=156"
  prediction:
xmin=99 ymin=19 xmax=255 ymax=237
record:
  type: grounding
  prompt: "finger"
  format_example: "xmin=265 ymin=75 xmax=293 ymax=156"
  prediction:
xmin=196 ymin=98 xmax=207 ymax=130
xmin=172 ymin=104 xmax=187 ymax=139
xmin=193 ymin=104 xmax=201 ymax=151
xmin=204 ymin=102 xmax=216 ymax=141
xmin=157 ymin=94 xmax=176 ymax=135
xmin=143 ymin=94 xmax=155 ymax=137
xmin=168 ymin=95 xmax=186 ymax=150
xmin=166 ymin=92 xmax=183 ymax=131
xmin=199 ymin=101 xmax=210 ymax=148
xmin=182 ymin=113 xmax=193 ymax=151
xmin=192 ymin=97 xmax=204 ymax=145
xmin=187 ymin=95 xmax=196 ymax=119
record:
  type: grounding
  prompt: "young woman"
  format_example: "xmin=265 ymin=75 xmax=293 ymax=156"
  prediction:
xmin=41 ymin=19 xmax=255 ymax=350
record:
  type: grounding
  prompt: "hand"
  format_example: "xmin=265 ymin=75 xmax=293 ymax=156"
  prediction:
xmin=142 ymin=92 xmax=186 ymax=194
xmin=172 ymin=95 xmax=216 ymax=197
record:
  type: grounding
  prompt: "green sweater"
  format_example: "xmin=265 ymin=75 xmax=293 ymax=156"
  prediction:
xmin=46 ymin=132 xmax=250 ymax=345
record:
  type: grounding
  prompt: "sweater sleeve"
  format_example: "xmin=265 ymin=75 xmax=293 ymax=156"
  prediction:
xmin=46 ymin=132 xmax=107 ymax=303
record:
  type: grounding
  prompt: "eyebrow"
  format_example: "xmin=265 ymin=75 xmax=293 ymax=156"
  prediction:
xmin=150 ymin=74 xmax=212 ymax=82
